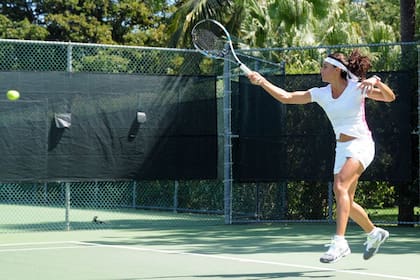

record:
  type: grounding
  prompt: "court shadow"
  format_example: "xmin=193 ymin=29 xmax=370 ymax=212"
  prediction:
xmin=82 ymin=222 xmax=420 ymax=258
xmin=195 ymin=271 xmax=334 ymax=279
xmin=116 ymin=271 xmax=335 ymax=279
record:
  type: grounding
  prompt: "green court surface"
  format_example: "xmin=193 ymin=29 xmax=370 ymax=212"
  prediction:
xmin=0 ymin=224 xmax=419 ymax=280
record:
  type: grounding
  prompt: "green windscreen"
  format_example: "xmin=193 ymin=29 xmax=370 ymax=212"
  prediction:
xmin=0 ymin=72 xmax=217 ymax=181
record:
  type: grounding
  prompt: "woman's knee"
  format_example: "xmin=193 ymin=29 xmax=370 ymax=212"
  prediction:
xmin=333 ymin=175 xmax=352 ymax=196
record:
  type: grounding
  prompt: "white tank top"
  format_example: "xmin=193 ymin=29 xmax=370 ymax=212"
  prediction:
xmin=309 ymin=80 xmax=372 ymax=140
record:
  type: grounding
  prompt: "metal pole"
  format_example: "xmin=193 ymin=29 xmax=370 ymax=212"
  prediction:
xmin=417 ymin=45 xmax=420 ymax=215
xmin=64 ymin=182 xmax=71 ymax=231
xmin=223 ymin=57 xmax=233 ymax=225
xmin=44 ymin=182 xmax=48 ymax=203
xmin=66 ymin=42 xmax=73 ymax=73
xmin=328 ymin=181 xmax=334 ymax=223
xmin=94 ymin=180 xmax=99 ymax=208
xmin=173 ymin=180 xmax=179 ymax=213
xmin=132 ymin=180 xmax=137 ymax=208
xmin=279 ymin=181 xmax=287 ymax=219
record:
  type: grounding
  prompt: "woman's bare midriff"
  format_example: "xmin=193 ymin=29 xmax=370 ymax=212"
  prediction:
xmin=337 ymin=133 xmax=357 ymax=142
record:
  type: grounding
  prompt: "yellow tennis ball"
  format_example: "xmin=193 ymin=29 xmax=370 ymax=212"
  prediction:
xmin=6 ymin=90 xmax=20 ymax=101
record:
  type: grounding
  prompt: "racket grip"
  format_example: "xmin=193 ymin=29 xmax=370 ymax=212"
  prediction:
xmin=240 ymin=64 xmax=252 ymax=75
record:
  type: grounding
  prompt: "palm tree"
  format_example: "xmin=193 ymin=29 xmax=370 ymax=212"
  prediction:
xmin=167 ymin=0 xmax=269 ymax=49
xmin=166 ymin=0 xmax=235 ymax=48
xmin=240 ymin=0 xmax=330 ymax=49
xmin=168 ymin=0 xmax=400 ymax=72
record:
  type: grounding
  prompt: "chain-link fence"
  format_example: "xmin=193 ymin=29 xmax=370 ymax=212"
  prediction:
xmin=0 ymin=180 xmax=224 ymax=232
xmin=230 ymin=43 xmax=419 ymax=226
xmin=0 ymin=39 xmax=418 ymax=232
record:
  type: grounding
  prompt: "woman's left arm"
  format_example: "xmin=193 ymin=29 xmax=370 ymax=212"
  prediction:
xmin=359 ymin=76 xmax=396 ymax=102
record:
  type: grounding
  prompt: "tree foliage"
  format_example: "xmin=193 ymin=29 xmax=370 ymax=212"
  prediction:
xmin=0 ymin=14 xmax=48 ymax=40
xmin=166 ymin=0 xmax=236 ymax=48
xmin=0 ymin=0 xmax=173 ymax=45
xmin=0 ymin=0 xmax=417 ymax=47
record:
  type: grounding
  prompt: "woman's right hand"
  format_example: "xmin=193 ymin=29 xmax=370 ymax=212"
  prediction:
xmin=247 ymin=71 xmax=265 ymax=86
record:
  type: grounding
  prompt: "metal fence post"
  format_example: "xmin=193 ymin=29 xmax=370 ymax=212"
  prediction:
xmin=132 ymin=180 xmax=137 ymax=208
xmin=66 ymin=42 xmax=73 ymax=73
xmin=173 ymin=180 xmax=179 ymax=213
xmin=223 ymin=58 xmax=233 ymax=225
xmin=279 ymin=181 xmax=287 ymax=219
xmin=94 ymin=180 xmax=99 ymax=208
xmin=64 ymin=182 xmax=71 ymax=231
xmin=43 ymin=182 xmax=48 ymax=203
xmin=417 ymin=45 xmax=420 ymax=213
xmin=328 ymin=181 xmax=334 ymax=223
xmin=255 ymin=183 xmax=261 ymax=221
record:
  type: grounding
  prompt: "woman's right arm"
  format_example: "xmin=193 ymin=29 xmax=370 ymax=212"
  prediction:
xmin=248 ymin=71 xmax=311 ymax=105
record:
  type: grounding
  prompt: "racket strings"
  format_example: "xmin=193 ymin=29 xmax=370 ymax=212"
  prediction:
xmin=192 ymin=28 xmax=230 ymax=58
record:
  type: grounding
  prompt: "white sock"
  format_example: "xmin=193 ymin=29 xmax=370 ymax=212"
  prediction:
xmin=334 ymin=235 xmax=346 ymax=242
xmin=368 ymin=227 xmax=378 ymax=236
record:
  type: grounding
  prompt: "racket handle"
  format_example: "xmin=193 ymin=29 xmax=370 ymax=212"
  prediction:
xmin=240 ymin=64 xmax=252 ymax=75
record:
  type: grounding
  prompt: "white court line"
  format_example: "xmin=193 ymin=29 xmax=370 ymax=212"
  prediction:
xmin=0 ymin=241 xmax=79 ymax=247
xmin=0 ymin=246 xmax=87 ymax=253
xmin=0 ymin=241 xmax=94 ymax=253
xmin=74 ymin=241 xmax=420 ymax=280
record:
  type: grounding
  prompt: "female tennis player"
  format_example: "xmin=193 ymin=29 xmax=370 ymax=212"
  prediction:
xmin=247 ymin=49 xmax=395 ymax=263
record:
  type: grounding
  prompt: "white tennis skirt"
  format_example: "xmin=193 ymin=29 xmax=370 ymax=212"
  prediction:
xmin=334 ymin=137 xmax=375 ymax=174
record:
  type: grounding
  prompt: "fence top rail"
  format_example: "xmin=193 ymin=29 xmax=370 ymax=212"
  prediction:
xmin=0 ymin=38 xmax=197 ymax=53
xmin=242 ymin=41 xmax=419 ymax=52
xmin=1 ymin=38 xmax=418 ymax=53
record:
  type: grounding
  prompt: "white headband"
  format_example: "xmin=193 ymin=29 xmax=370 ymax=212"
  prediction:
xmin=324 ymin=57 xmax=359 ymax=81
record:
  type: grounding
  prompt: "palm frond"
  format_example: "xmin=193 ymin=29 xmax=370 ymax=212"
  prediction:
xmin=167 ymin=0 xmax=234 ymax=48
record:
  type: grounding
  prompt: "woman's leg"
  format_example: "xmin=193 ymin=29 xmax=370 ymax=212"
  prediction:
xmin=334 ymin=157 xmax=364 ymax=236
xmin=348 ymin=179 xmax=375 ymax=233
xmin=320 ymin=157 xmax=364 ymax=263
xmin=347 ymin=175 xmax=390 ymax=260
xmin=335 ymin=159 xmax=389 ymax=261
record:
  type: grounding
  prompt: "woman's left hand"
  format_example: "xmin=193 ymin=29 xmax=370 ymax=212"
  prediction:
xmin=358 ymin=76 xmax=380 ymax=95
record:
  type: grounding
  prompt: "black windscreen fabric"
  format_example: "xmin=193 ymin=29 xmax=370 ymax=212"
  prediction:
xmin=234 ymin=72 xmax=412 ymax=182
xmin=0 ymin=72 xmax=217 ymax=181
xmin=0 ymin=101 xmax=48 ymax=180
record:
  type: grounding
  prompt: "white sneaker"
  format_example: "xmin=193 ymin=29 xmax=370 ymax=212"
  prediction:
xmin=363 ymin=227 xmax=389 ymax=260
xmin=320 ymin=239 xmax=351 ymax=263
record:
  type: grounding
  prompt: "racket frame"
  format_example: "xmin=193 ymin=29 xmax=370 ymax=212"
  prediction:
xmin=192 ymin=19 xmax=251 ymax=74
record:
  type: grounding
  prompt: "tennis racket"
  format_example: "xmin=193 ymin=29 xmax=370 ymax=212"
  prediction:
xmin=191 ymin=19 xmax=252 ymax=75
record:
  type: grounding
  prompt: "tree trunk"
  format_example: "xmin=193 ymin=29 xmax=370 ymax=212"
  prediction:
xmin=397 ymin=0 xmax=417 ymax=226
xmin=397 ymin=183 xmax=415 ymax=227
xmin=399 ymin=0 xmax=415 ymax=42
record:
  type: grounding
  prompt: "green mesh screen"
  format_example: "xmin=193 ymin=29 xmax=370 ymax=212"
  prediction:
xmin=0 ymin=72 xmax=217 ymax=181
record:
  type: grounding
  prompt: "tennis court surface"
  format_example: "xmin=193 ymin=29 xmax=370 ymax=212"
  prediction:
xmin=1 ymin=223 xmax=419 ymax=280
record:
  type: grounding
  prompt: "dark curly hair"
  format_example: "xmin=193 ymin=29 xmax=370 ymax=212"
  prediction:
xmin=328 ymin=49 xmax=372 ymax=80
